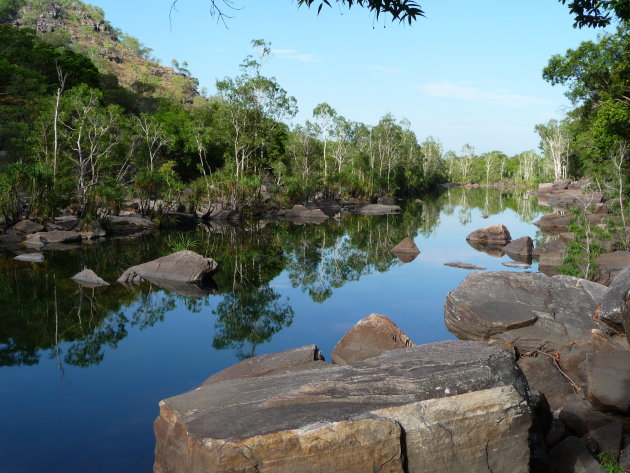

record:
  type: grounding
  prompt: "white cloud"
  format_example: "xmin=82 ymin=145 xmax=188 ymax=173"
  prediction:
xmin=272 ymin=49 xmax=323 ymax=63
xmin=417 ymin=81 xmax=551 ymax=108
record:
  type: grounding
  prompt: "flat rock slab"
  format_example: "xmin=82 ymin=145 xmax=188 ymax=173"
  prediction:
xmin=107 ymin=215 xmax=156 ymax=235
xmin=350 ymin=203 xmax=402 ymax=215
xmin=277 ymin=205 xmax=329 ymax=221
xmin=444 ymin=271 xmax=605 ymax=352
xmin=466 ymin=224 xmax=511 ymax=244
xmin=71 ymin=269 xmax=110 ymax=288
xmin=444 ymin=262 xmax=486 ymax=270
xmin=22 ymin=231 xmax=83 ymax=247
xmin=13 ymin=253 xmax=44 ymax=263
xmin=12 ymin=220 xmax=45 ymax=234
xmin=118 ymin=250 xmax=218 ymax=288
xmin=587 ymin=350 xmax=630 ymax=414
xmin=331 ymin=314 xmax=414 ymax=365
xmin=154 ymin=341 xmax=531 ymax=473
xmin=502 ymin=262 xmax=531 ymax=269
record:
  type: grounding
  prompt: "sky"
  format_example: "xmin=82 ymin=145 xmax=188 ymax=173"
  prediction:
xmin=88 ymin=0 xmax=611 ymax=156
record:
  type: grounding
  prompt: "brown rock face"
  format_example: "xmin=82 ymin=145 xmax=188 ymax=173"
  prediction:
xmin=587 ymin=350 xmax=630 ymax=414
xmin=154 ymin=341 xmax=532 ymax=473
xmin=533 ymin=239 xmax=567 ymax=266
xmin=503 ymin=236 xmax=534 ymax=257
xmin=595 ymin=251 xmax=630 ymax=286
xmin=12 ymin=220 xmax=45 ymax=234
xmin=466 ymin=224 xmax=512 ymax=245
xmin=390 ymin=238 xmax=420 ymax=263
xmin=331 ymin=314 xmax=414 ymax=365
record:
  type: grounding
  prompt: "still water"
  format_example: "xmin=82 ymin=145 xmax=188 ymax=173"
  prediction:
xmin=0 ymin=187 xmax=549 ymax=473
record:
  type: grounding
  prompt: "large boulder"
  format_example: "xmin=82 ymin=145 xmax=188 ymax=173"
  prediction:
xmin=331 ymin=314 xmax=414 ymax=365
xmin=71 ymin=269 xmax=110 ymax=288
xmin=503 ymin=236 xmax=533 ymax=258
xmin=599 ymin=267 xmax=630 ymax=331
xmin=117 ymin=250 xmax=218 ymax=289
xmin=444 ymin=272 xmax=606 ymax=352
xmin=11 ymin=220 xmax=45 ymax=234
xmin=107 ymin=215 xmax=156 ymax=235
xmin=154 ymin=341 xmax=532 ymax=473
xmin=465 ymin=224 xmax=511 ymax=245
xmin=517 ymin=355 xmax=574 ymax=412
xmin=586 ymin=350 xmax=630 ymax=414
xmin=390 ymin=237 xmax=420 ymax=263
xmin=350 ymin=203 xmax=402 ymax=215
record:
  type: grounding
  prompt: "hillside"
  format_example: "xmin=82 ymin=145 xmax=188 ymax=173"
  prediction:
xmin=1 ymin=0 xmax=199 ymax=103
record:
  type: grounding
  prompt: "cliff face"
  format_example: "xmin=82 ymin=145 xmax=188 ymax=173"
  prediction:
xmin=4 ymin=0 xmax=199 ymax=102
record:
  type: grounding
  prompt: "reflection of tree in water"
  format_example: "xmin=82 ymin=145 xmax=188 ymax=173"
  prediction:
xmin=458 ymin=191 xmax=472 ymax=225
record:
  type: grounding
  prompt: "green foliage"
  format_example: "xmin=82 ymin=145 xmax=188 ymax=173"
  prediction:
xmin=558 ymin=206 xmax=608 ymax=279
xmin=167 ymin=232 xmax=198 ymax=252
xmin=597 ymin=452 xmax=625 ymax=473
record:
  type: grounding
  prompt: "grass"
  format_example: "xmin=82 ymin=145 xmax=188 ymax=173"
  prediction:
xmin=598 ymin=452 xmax=625 ymax=473
xmin=166 ymin=232 xmax=198 ymax=253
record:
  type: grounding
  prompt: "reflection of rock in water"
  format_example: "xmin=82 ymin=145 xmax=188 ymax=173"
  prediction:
xmin=466 ymin=240 xmax=505 ymax=258
xmin=143 ymin=277 xmax=217 ymax=297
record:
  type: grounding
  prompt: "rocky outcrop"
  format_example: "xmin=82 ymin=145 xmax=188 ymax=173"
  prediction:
xmin=444 ymin=271 xmax=605 ymax=352
xmin=599 ymin=267 xmax=630 ymax=330
xmin=11 ymin=220 xmax=45 ymax=234
xmin=586 ymin=350 xmax=630 ymax=414
xmin=350 ymin=203 xmax=402 ymax=215
xmin=534 ymin=179 xmax=604 ymax=210
xmin=390 ymin=237 xmax=420 ymax=263
xmin=154 ymin=341 xmax=532 ymax=473
xmin=595 ymin=251 xmax=630 ymax=286
xmin=376 ymin=196 xmax=396 ymax=205
xmin=71 ymin=269 xmax=110 ymax=288
xmin=331 ymin=314 xmax=414 ymax=365
xmin=117 ymin=250 xmax=218 ymax=293
xmin=107 ymin=215 xmax=156 ymax=235
xmin=533 ymin=239 xmax=567 ymax=267
xmin=533 ymin=212 xmax=604 ymax=235
xmin=466 ymin=224 xmax=512 ymax=245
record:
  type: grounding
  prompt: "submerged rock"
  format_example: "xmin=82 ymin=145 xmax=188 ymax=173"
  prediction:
xmin=118 ymin=250 xmax=218 ymax=288
xmin=502 ymin=261 xmax=531 ymax=269
xmin=71 ymin=269 xmax=110 ymax=288
xmin=154 ymin=341 xmax=531 ymax=473
xmin=331 ymin=314 xmax=414 ymax=365
xmin=444 ymin=271 xmax=605 ymax=352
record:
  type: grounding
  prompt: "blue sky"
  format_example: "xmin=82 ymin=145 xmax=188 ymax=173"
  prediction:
xmin=90 ymin=0 xmax=609 ymax=155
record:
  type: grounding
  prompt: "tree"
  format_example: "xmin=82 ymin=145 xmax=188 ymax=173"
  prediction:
xmin=536 ymin=119 xmax=571 ymax=179
xmin=312 ymin=102 xmax=337 ymax=181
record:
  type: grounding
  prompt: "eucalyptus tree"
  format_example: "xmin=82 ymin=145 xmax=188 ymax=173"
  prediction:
xmin=458 ymin=143 xmax=475 ymax=183
xmin=420 ymin=136 xmax=443 ymax=178
xmin=312 ymin=102 xmax=337 ymax=181
xmin=535 ymin=119 xmax=571 ymax=179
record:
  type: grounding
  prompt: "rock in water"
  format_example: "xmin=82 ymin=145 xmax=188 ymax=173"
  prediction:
xmin=444 ymin=262 xmax=486 ymax=270
xmin=466 ymin=224 xmax=512 ymax=245
xmin=502 ymin=262 xmax=531 ymax=269
xmin=22 ymin=231 xmax=83 ymax=247
xmin=12 ymin=220 xmax=45 ymax=234
xmin=503 ymin=236 xmax=534 ymax=257
xmin=331 ymin=314 xmax=414 ymax=365
xmin=444 ymin=271 xmax=605 ymax=352
xmin=390 ymin=237 xmax=420 ymax=263
xmin=154 ymin=341 xmax=532 ymax=473
xmin=350 ymin=203 xmax=402 ymax=215
xmin=71 ymin=269 xmax=110 ymax=288
xmin=117 ymin=250 xmax=218 ymax=286
xmin=13 ymin=253 xmax=44 ymax=263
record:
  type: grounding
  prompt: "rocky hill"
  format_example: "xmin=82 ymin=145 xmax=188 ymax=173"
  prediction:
xmin=1 ymin=0 xmax=199 ymax=103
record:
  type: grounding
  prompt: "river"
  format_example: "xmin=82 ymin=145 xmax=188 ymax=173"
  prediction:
xmin=0 ymin=187 xmax=549 ymax=473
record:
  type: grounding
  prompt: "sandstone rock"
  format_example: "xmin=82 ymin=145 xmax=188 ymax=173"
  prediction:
xmin=560 ymin=331 xmax=621 ymax=388
xmin=533 ymin=212 xmax=604 ymax=235
xmin=107 ymin=215 xmax=156 ymax=235
xmin=583 ymin=421 xmax=622 ymax=460
xmin=518 ymin=355 xmax=574 ymax=412
xmin=154 ymin=341 xmax=531 ymax=473
xmin=552 ymin=179 xmax=572 ymax=190
xmin=444 ymin=261 xmax=486 ymax=270
xmin=503 ymin=236 xmax=533 ymax=257
xmin=538 ymin=183 xmax=554 ymax=192
xmin=599 ymin=267 xmax=630 ymax=331
xmin=533 ymin=239 xmax=567 ymax=266
xmin=202 ymin=345 xmax=326 ymax=386
xmin=465 ymin=224 xmax=511 ymax=245
xmin=586 ymin=350 xmax=630 ymax=414
xmin=595 ymin=251 xmax=630 ymax=286
xmin=548 ymin=436 xmax=602 ymax=473
xmin=12 ymin=220 xmax=45 ymax=234
xmin=13 ymin=252 xmax=44 ymax=263
xmin=71 ymin=269 xmax=110 ymax=288
xmin=118 ymin=250 xmax=218 ymax=288
xmin=331 ymin=314 xmax=414 ymax=365
xmin=350 ymin=203 xmax=402 ymax=215
xmin=502 ymin=262 xmax=531 ymax=269
xmin=390 ymin=238 xmax=420 ymax=263
xmin=278 ymin=205 xmax=329 ymax=221
xmin=22 ymin=231 xmax=83 ymax=247
xmin=558 ymin=394 xmax=615 ymax=435
xmin=444 ymin=272 xmax=605 ymax=352
xmin=338 ymin=197 xmax=369 ymax=208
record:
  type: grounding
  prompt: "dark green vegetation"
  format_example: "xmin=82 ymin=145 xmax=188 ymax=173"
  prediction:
xmin=0 ymin=187 xmax=541 ymax=367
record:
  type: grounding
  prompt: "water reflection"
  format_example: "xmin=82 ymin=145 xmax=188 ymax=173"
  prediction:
xmin=0 ymin=187 xmax=547 ymax=366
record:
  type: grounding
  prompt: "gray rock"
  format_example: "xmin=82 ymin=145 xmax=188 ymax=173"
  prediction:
xmin=503 ymin=236 xmax=533 ymax=256
xmin=620 ymin=435 xmax=630 ymax=471
xmin=548 ymin=436 xmax=602 ymax=473
xmin=154 ymin=341 xmax=531 ymax=473
xmin=560 ymin=331 xmax=621 ymax=389
xmin=22 ymin=231 xmax=83 ymax=247
xmin=202 ymin=345 xmax=327 ymax=386
xmin=71 ymin=269 xmax=110 ymax=288
xmin=390 ymin=238 xmax=420 ymax=263
xmin=13 ymin=252 xmax=44 ymax=263
xmin=107 ymin=215 xmax=156 ymax=235
xmin=595 ymin=251 xmax=630 ymax=286
xmin=599 ymin=267 xmax=630 ymax=330
xmin=444 ymin=261 xmax=486 ymax=270
xmin=502 ymin=261 xmax=531 ymax=269
xmin=552 ymin=179 xmax=572 ymax=191
xmin=546 ymin=419 xmax=567 ymax=448
xmin=277 ymin=205 xmax=329 ymax=221
xmin=350 ymin=203 xmax=402 ymax=215
xmin=533 ymin=212 xmax=604 ymax=235
xmin=331 ymin=314 xmax=414 ymax=365
xmin=517 ymin=355 xmax=574 ymax=412
xmin=466 ymin=224 xmax=512 ymax=245
xmin=118 ymin=250 xmax=218 ymax=288
xmin=583 ymin=421 xmax=622 ymax=460
xmin=444 ymin=272 xmax=605 ymax=352
xmin=12 ymin=220 xmax=45 ymax=234
xmin=558 ymin=394 xmax=615 ymax=436
xmin=376 ymin=196 xmax=396 ymax=205
xmin=586 ymin=350 xmax=630 ymax=414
